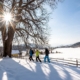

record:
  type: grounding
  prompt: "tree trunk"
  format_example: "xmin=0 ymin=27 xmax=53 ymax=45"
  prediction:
xmin=2 ymin=26 xmax=15 ymax=58
xmin=3 ymin=39 xmax=12 ymax=57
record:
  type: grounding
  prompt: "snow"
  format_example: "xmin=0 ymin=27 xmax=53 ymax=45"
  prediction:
xmin=0 ymin=58 xmax=80 ymax=80
xmin=11 ymin=50 xmax=19 ymax=54
xmin=51 ymin=48 xmax=80 ymax=59
xmin=0 ymin=48 xmax=80 ymax=80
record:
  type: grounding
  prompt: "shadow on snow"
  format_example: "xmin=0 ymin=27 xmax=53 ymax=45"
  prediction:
xmin=0 ymin=58 xmax=80 ymax=80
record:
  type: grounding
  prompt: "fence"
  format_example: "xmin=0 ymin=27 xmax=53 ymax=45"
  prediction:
xmin=0 ymin=54 xmax=80 ymax=67
xmin=50 ymin=58 xmax=80 ymax=67
xmin=16 ymin=55 xmax=80 ymax=67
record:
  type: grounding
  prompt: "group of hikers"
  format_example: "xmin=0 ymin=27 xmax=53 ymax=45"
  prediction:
xmin=29 ymin=48 xmax=50 ymax=63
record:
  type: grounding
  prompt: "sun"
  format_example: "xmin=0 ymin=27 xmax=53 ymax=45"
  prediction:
xmin=3 ymin=12 xmax=12 ymax=23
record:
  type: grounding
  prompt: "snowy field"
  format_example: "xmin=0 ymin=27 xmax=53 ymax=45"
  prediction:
xmin=51 ymin=48 xmax=80 ymax=59
xmin=0 ymin=48 xmax=80 ymax=80
xmin=0 ymin=58 xmax=80 ymax=80
xmin=11 ymin=48 xmax=80 ymax=59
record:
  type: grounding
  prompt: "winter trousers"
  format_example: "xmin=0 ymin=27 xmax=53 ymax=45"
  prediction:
xmin=29 ymin=56 xmax=34 ymax=61
xmin=36 ymin=56 xmax=41 ymax=62
xmin=44 ymin=56 xmax=50 ymax=62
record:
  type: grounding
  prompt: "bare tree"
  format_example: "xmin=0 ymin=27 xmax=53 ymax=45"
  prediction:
xmin=0 ymin=0 xmax=62 ymax=57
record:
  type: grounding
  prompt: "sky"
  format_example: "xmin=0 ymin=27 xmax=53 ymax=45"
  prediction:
xmin=48 ymin=0 xmax=80 ymax=47
xmin=0 ymin=0 xmax=80 ymax=47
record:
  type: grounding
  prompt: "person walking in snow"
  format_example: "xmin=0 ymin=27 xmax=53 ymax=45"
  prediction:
xmin=29 ymin=48 xmax=34 ymax=61
xmin=35 ymin=49 xmax=41 ymax=62
xmin=44 ymin=48 xmax=50 ymax=63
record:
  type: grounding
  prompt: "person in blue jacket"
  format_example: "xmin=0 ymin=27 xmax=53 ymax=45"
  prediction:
xmin=44 ymin=48 xmax=50 ymax=63
xmin=29 ymin=48 xmax=34 ymax=61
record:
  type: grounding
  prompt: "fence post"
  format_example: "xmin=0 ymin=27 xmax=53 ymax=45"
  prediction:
xmin=76 ymin=59 xmax=78 ymax=67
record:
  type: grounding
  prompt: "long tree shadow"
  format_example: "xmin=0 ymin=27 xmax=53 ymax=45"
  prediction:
xmin=0 ymin=58 xmax=80 ymax=80
xmin=35 ymin=63 xmax=47 ymax=80
xmin=49 ymin=63 xmax=72 ymax=80
xmin=0 ymin=58 xmax=37 ymax=80
xmin=49 ymin=62 xmax=80 ymax=80
xmin=41 ymin=62 xmax=63 ymax=80
xmin=63 ymin=65 xmax=80 ymax=80
xmin=65 ymin=65 xmax=80 ymax=74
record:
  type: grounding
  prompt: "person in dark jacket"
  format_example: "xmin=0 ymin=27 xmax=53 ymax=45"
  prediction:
xmin=29 ymin=48 xmax=34 ymax=61
xmin=44 ymin=48 xmax=50 ymax=63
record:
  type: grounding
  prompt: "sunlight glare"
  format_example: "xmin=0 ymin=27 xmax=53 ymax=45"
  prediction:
xmin=3 ymin=13 xmax=12 ymax=22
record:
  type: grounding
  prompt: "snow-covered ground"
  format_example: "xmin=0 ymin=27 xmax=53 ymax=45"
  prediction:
xmin=11 ymin=48 xmax=80 ymax=59
xmin=0 ymin=48 xmax=80 ymax=80
xmin=0 ymin=58 xmax=80 ymax=80
xmin=11 ymin=50 xmax=19 ymax=54
xmin=51 ymin=48 xmax=80 ymax=59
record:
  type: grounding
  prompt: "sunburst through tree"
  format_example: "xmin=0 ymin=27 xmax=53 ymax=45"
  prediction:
xmin=0 ymin=0 xmax=62 ymax=57
xmin=3 ymin=13 xmax=12 ymax=23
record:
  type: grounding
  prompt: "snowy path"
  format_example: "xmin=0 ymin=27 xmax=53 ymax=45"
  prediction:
xmin=0 ymin=58 xmax=80 ymax=80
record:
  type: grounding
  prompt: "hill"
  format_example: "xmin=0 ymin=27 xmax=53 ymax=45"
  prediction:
xmin=70 ymin=42 xmax=80 ymax=47
xmin=54 ymin=42 xmax=80 ymax=48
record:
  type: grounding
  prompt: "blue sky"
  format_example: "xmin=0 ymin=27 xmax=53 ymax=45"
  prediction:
xmin=48 ymin=0 xmax=80 ymax=46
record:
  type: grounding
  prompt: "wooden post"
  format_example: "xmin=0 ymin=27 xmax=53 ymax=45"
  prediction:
xmin=76 ymin=59 xmax=78 ymax=67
